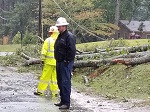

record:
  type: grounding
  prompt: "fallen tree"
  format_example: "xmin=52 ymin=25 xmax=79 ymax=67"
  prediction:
xmin=95 ymin=45 xmax=150 ymax=53
xmin=21 ymin=37 xmax=150 ymax=67
xmin=21 ymin=51 xmax=150 ymax=67
xmin=74 ymin=51 xmax=150 ymax=68
xmin=76 ymin=45 xmax=150 ymax=60
xmin=112 ymin=53 xmax=150 ymax=66
xmin=21 ymin=53 xmax=42 ymax=66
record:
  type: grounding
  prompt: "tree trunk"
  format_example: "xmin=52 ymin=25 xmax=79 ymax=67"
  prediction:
xmin=37 ymin=36 xmax=44 ymax=43
xmin=21 ymin=53 xmax=41 ymax=66
xmin=21 ymin=51 xmax=150 ymax=67
xmin=76 ymin=45 xmax=150 ymax=60
xmin=74 ymin=51 xmax=150 ymax=68
xmin=112 ymin=53 xmax=150 ymax=66
xmin=95 ymin=45 xmax=150 ymax=53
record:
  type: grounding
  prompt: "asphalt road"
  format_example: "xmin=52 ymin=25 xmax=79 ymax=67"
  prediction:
xmin=0 ymin=65 xmax=150 ymax=112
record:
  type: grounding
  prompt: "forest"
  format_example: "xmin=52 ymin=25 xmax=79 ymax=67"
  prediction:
xmin=0 ymin=0 xmax=150 ymax=43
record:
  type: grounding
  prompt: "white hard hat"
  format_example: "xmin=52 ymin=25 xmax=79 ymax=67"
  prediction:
xmin=55 ymin=17 xmax=69 ymax=26
xmin=49 ymin=26 xmax=58 ymax=32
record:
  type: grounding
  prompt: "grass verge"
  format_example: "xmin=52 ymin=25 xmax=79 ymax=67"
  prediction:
xmin=72 ymin=64 xmax=150 ymax=100
xmin=76 ymin=39 xmax=150 ymax=51
xmin=0 ymin=44 xmax=21 ymax=52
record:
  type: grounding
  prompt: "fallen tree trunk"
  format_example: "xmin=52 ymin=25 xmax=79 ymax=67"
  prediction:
xmin=21 ymin=51 xmax=150 ymax=67
xmin=21 ymin=53 xmax=31 ymax=60
xmin=112 ymin=53 xmax=150 ymax=66
xmin=21 ymin=53 xmax=41 ymax=66
xmin=74 ymin=51 xmax=150 ymax=68
xmin=76 ymin=50 xmax=129 ymax=60
xmin=23 ymin=58 xmax=41 ymax=66
xmin=95 ymin=45 xmax=150 ymax=53
xmin=74 ymin=58 xmax=117 ymax=68
xmin=95 ymin=47 xmax=126 ymax=52
xmin=76 ymin=50 xmax=150 ymax=60
xmin=37 ymin=36 xmax=44 ymax=43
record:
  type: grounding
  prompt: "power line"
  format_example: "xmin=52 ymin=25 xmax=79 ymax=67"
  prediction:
xmin=52 ymin=0 xmax=105 ymax=40
xmin=0 ymin=15 xmax=7 ymax=20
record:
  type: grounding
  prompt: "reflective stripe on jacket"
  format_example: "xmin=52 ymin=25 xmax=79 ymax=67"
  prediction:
xmin=41 ymin=33 xmax=58 ymax=65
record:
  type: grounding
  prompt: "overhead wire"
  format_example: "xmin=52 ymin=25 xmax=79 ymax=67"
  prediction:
xmin=0 ymin=15 xmax=7 ymax=20
xmin=52 ymin=0 xmax=105 ymax=40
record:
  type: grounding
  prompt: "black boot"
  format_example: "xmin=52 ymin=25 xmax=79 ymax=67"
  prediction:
xmin=34 ymin=92 xmax=43 ymax=96
xmin=54 ymin=102 xmax=62 ymax=106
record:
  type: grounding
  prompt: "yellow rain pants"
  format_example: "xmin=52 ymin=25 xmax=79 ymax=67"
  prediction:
xmin=36 ymin=33 xmax=59 ymax=96
xmin=37 ymin=64 xmax=58 ymax=96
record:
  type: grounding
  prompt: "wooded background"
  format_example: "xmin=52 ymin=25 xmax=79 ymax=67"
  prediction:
xmin=0 ymin=0 xmax=150 ymax=43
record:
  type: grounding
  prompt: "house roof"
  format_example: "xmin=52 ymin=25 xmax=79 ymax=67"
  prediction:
xmin=120 ymin=20 xmax=150 ymax=32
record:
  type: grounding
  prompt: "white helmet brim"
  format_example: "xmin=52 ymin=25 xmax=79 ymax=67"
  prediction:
xmin=55 ymin=23 xmax=69 ymax=27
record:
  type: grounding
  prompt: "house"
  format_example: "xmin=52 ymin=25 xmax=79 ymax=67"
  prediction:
xmin=113 ymin=20 xmax=150 ymax=39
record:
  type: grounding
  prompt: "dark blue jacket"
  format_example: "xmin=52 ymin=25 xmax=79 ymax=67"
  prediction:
xmin=54 ymin=30 xmax=76 ymax=62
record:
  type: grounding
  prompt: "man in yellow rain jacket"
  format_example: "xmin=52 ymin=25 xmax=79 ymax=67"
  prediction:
xmin=34 ymin=26 xmax=59 ymax=97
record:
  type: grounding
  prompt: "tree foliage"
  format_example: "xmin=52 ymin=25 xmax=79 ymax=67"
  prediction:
xmin=12 ymin=31 xmax=21 ymax=44
xmin=42 ymin=0 xmax=119 ymax=42
xmin=1 ymin=0 xmax=150 ymax=43
xmin=0 ymin=0 xmax=38 ymax=40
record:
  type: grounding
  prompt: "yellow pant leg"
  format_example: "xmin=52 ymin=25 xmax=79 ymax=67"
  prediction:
xmin=37 ymin=64 xmax=51 ymax=93
xmin=49 ymin=66 xmax=58 ymax=96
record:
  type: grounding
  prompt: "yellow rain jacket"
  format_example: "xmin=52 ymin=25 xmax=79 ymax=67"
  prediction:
xmin=41 ymin=33 xmax=59 ymax=65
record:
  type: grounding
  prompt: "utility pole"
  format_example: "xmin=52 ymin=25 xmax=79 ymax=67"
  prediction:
xmin=1 ymin=0 xmax=5 ymax=24
xmin=38 ymin=0 xmax=42 ymax=38
xmin=20 ymin=18 xmax=23 ymax=48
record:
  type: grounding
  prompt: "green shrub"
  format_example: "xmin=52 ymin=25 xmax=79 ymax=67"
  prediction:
xmin=12 ymin=32 xmax=21 ymax=44
xmin=12 ymin=31 xmax=38 ymax=45
xmin=16 ymin=44 xmax=42 ymax=58
xmin=22 ymin=31 xmax=38 ymax=45
xmin=105 ymin=38 xmax=128 ymax=48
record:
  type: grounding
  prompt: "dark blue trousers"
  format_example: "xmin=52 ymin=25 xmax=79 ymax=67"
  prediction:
xmin=56 ymin=61 xmax=74 ymax=106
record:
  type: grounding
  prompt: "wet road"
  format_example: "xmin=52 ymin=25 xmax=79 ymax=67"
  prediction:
xmin=0 ymin=66 xmax=150 ymax=112
xmin=0 ymin=66 xmax=90 ymax=112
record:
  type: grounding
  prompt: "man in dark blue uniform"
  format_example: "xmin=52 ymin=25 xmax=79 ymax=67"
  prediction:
xmin=54 ymin=17 xmax=76 ymax=109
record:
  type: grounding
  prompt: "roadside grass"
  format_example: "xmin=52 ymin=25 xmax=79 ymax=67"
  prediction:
xmin=0 ymin=44 xmax=21 ymax=52
xmin=76 ymin=39 xmax=150 ymax=51
xmin=73 ymin=39 xmax=150 ymax=101
xmin=0 ymin=44 xmax=42 ymax=74
xmin=72 ymin=63 xmax=150 ymax=100
xmin=93 ymin=64 xmax=150 ymax=99
xmin=0 ymin=55 xmax=42 ymax=75
xmin=0 ymin=54 xmax=23 ymax=66
xmin=127 ymin=39 xmax=150 ymax=46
